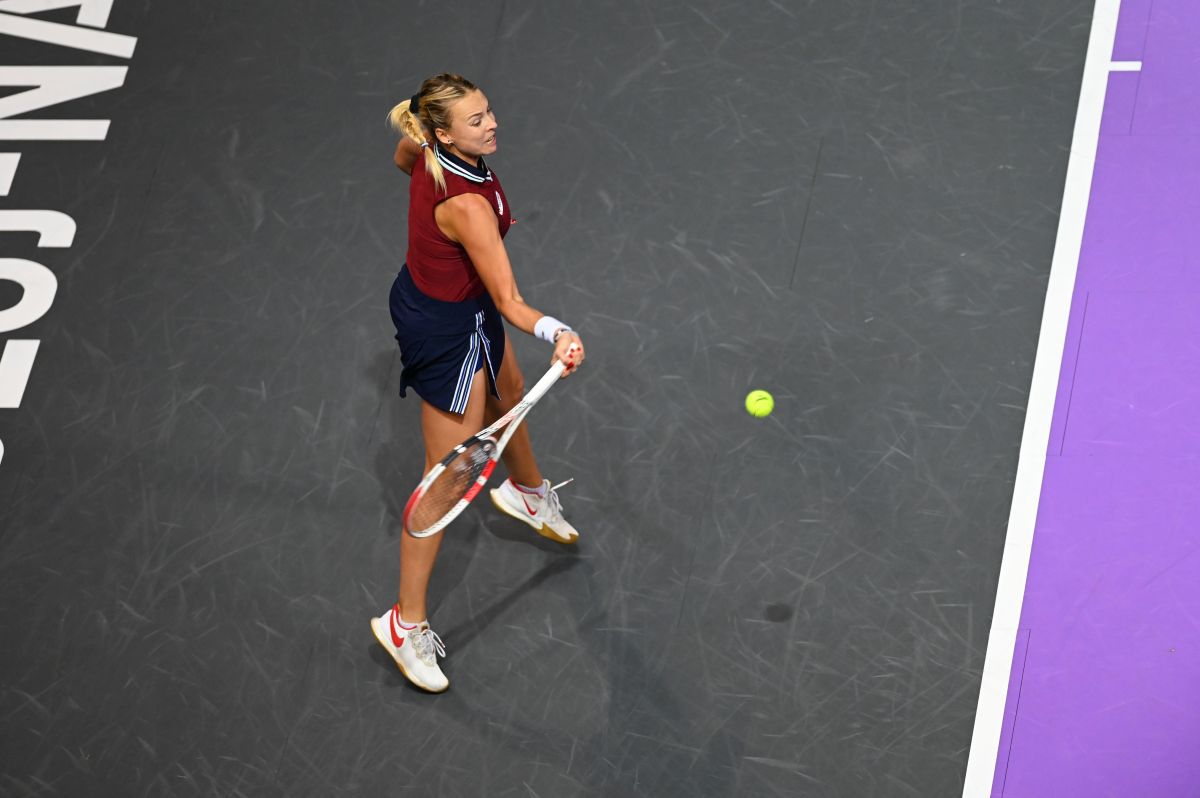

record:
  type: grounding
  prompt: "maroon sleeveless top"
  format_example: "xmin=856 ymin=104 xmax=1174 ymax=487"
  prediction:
xmin=406 ymin=145 xmax=512 ymax=302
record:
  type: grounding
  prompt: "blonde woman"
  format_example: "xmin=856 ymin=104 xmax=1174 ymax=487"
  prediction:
xmin=371 ymin=73 xmax=585 ymax=693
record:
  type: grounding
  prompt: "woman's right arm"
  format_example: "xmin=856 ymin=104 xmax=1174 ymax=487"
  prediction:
xmin=394 ymin=137 xmax=423 ymax=175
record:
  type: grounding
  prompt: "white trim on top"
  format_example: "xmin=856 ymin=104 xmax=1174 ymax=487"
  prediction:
xmin=435 ymin=146 xmax=488 ymax=183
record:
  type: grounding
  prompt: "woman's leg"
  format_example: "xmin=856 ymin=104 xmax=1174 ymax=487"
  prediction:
xmin=397 ymin=367 xmax=487 ymax=622
xmin=485 ymin=334 xmax=544 ymax=488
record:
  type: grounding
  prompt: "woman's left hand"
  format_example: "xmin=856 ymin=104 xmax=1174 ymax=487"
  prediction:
xmin=553 ymin=332 xmax=585 ymax=377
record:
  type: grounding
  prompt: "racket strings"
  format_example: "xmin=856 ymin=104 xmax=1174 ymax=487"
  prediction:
xmin=408 ymin=440 xmax=495 ymax=533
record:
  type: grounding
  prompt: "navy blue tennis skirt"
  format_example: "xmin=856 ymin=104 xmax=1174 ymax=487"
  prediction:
xmin=389 ymin=266 xmax=504 ymax=414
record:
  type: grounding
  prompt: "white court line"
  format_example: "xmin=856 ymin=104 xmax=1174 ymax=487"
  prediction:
xmin=0 ymin=152 xmax=17 ymax=195
xmin=1110 ymin=60 xmax=1143 ymax=71
xmin=961 ymin=1 xmax=1123 ymax=796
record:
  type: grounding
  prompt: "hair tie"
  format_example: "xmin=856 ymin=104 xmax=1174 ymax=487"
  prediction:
xmin=410 ymin=93 xmax=421 ymax=114
xmin=419 ymin=141 xmax=430 ymax=149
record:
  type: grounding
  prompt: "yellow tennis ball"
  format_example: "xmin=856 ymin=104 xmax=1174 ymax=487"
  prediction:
xmin=745 ymin=389 xmax=774 ymax=418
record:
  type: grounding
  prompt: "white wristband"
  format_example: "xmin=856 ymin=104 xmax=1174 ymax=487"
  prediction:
xmin=534 ymin=315 xmax=571 ymax=344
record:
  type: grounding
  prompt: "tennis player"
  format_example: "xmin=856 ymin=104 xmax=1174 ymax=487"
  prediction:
xmin=371 ymin=73 xmax=585 ymax=692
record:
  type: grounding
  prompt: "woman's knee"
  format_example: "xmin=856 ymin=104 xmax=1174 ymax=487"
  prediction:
xmin=503 ymin=369 xmax=525 ymax=400
xmin=496 ymin=357 xmax=525 ymax=401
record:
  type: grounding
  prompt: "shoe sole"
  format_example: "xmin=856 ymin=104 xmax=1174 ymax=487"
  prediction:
xmin=370 ymin=617 xmax=449 ymax=694
xmin=489 ymin=489 xmax=578 ymax=544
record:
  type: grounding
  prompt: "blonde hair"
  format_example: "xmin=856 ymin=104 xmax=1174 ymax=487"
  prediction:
xmin=388 ymin=73 xmax=479 ymax=194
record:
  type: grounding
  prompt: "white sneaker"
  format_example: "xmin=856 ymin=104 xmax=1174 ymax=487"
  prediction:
xmin=489 ymin=478 xmax=579 ymax=544
xmin=370 ymin=604 xmax=449 ymax=693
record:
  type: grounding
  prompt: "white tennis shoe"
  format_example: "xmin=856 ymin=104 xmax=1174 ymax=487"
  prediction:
xmin=370 ymin=604 xmax=448 ymax=693
xmin=489 ymin=478 xmax=579 ymax=544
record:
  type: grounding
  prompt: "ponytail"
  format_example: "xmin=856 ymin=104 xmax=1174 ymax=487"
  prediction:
xmin=388 ymin=98 xmax=444 ymax=193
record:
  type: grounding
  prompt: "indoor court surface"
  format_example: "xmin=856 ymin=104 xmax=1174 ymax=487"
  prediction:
xmin=2 ymin=1 xmax=1196 ymax=796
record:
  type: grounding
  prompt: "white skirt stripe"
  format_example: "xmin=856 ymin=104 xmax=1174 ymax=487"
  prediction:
xmin=478 ymin=319 xmax=498 ymax=394
xmin=449 ymin=331 xmax=480 ymax=414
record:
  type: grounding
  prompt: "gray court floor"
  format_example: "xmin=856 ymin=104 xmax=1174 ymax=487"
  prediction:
xmin=1 ymin=1 xmax=1092 ymax=795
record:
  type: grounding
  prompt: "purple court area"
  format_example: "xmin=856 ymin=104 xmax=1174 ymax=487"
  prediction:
xmin=994 ymin=1 xmax=1200 ymax=795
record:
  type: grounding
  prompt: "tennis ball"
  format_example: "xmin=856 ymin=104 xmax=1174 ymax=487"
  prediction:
xmin=745 ymin=389 xmax=774 ymax=418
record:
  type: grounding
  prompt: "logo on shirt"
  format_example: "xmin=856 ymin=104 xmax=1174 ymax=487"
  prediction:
xmin=495 ymin=191 xmax=504 ymax=217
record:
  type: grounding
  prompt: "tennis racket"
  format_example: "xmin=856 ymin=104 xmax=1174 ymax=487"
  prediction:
xmin=402 ymin=359 xmax=567 ymax=538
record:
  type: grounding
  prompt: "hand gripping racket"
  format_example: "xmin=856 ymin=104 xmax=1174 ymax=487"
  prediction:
xmin=402 ymin=360 xmax=567 ymax=538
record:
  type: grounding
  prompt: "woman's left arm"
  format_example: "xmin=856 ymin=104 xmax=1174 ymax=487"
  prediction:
xmin=438 ymin=194 xmax=585 ymax=374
